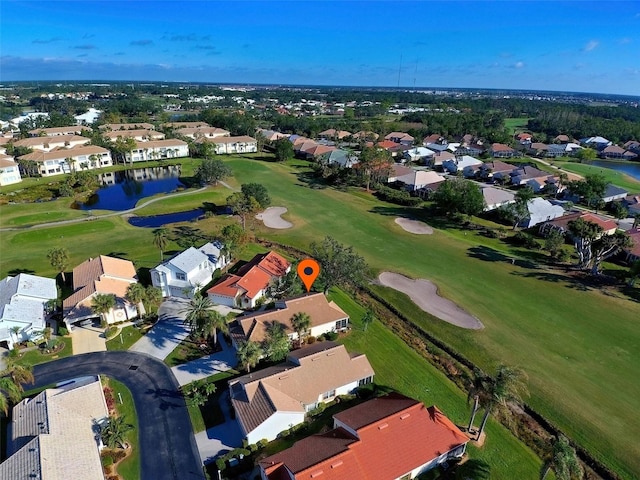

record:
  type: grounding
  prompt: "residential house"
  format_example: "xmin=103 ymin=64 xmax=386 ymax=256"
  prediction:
xmin=103 ymin=129 xmax=165 ymax=142
xmin=229 ymin=342 xmax=374 ymax=444
xmin=554 ymin=134 xmax=572 ymax=143
xmin=510 ymin=165 xmax=557 ymax=192
xmin=602 ymin=184 xmax=628 ymax=203
xmin=28 ymin=125 xmax=92 ymax=137
xmin=207 ymin=251 xmax=291 ymax=308
xmin=520 ymin=198 xmax=565 ymax=228
xmin=404 ymin=146 xmax=435 ymax=164
xmin=0 ymin=155 xmax=22 ymax=186
xmin=99 ymin=122 xmax=155 ymax=131
xmin=151 ymin=242 xmax=228 ymax=298
xmin=0 ymin=376 xmax=108 ymax=480
xmin=424 ymin=142 xmax=449 ymax=153
xmin=259 ymin=392 xmax=469 ymax=480
xmin=317 ymin=149 xmax=358 ymax=168
xmin=623 ymin=228 xmax=640 ymax=263
xmin=455 ymin=141 xmax=485 ymax=157
xmin=384 ymin=132 xmax=414 ymax=146
xmin=0 ymin=274 xmax=57 ymax=349
xmin=395 ymin=170 xmax=445 ymax=193
xmin=580 ymin=136 xmax=612 ymax=150
xmin=199 ymin=135 xmax=258 ymax=154
xmin=428 ymin=150 xmax=455 ymax=169
xmin=442 ymin=155 xmax=482 ymax=175
xmin=18 ymin=145 xmax=113 ymax=177
xmin=490 ymin=143 xmax=517 ymax=158
xmin=14 ymin=134 xmax=90 ymax=152
xmin=600 ymin=145 xmax=638 ymax=160
xmin=539 ymin=212 xmax=618 ymax=237
xmin=174 ymin=126 xmax=230 ymax=139
xmin=527 ymin=142 xmax=549 ymax=157
xmin=257 ymin=129 xmax=289 ymax=142
xmin=352 ymin=131 xmax=379 ymax=141
xmin=74 ymin=108 xmax=102 ymax=125
xmin=304 ymin=144 xmax=336 ymax=160
xmin=623 ymin=195 xmax=640 ymax=216
xmin=386 ymin=163 xmax=413 ymax=183
xmin=62 ymin=255 xmax=142 ymax=330
xmin=515 ymin=132 xmax=533 ymax=145
xmin=229 ymin=293 xmax=350 ymax=347
xmin=482 ymin=187 xmax=516 ymax=212
xmin=162 ymin=121 xmax=211 ymax=129
xmin=422 ymin=133 xmax=447 ymax=145
xmin=318 ymin=129 xmax=352 ymax=141
xmin=623 ymin=140 xmax=640 ymax=155
xmin=128 ymin=139 xmax=189 ymax=162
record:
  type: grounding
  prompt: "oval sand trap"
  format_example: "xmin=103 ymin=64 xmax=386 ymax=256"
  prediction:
xmin=256 ymin=207 xmax=293 ymax=229
xmin=378 ymin=272 xmax=483 ymax=329
xmin=395 ymin=217 xmax=433 ymax=235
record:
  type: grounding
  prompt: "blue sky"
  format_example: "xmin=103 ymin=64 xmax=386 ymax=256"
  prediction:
xmin=1 ymin=1 xmax=639 ymax=95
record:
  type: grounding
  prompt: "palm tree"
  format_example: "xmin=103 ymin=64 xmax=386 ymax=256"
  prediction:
xmin=236 ymin=341 xmax=262 ymax=373
xmin=125 ymin=282 xmax=147 ymax=318
xmin=47 ymin=247 xmax=69 ymax=284
xmin=92 ymin=293 xmax=116 ymax=326
xmin=476 ymin=365 xmax=528 ymax=441
xmin=541 ymin=435 xmax=582 ymax=480
xmin=361 ymin=310 xmax=375 ymax=332
xmin=291 ymin=312 xmax=311 ymax=345
xmin=145 ymin=286 xmax=163 ymax=313
xmin=466 ymin=369 xmax=489 ymax=434
xmin=101 ymin=415 xmax=134 ymax=449
xmin=0 ymin=376 xmax=22 ymax=415
xmin=152 ymin=228 xmax=169 ymax=261
xmin=3 ymin=358 xmax=35 ymax=392
xmin=182 ymin=294 xmax=214 ymax=338
xmin=9 ymin=326 xmax=22 ymax=346
xmin=206 ymin=309 xmax=229 ymax=347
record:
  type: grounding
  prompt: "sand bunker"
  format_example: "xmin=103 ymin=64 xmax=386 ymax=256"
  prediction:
xmin=377 ymin=272 xmax=483 ymax=329
xmin=395 ymin=217 xmax=433 ymax=235
xmin=255 ymin=207 xmax=293 ymax=229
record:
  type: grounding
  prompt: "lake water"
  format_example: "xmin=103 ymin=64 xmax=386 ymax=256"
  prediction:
xmin=74 ymin=166 xmax=184 ymax=211
xmin=128 ymin=209 xmax=205 ymax=227
xmin=589 ymin=161 xmax=640 ymax=181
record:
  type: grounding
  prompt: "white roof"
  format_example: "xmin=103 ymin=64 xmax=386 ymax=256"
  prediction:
xmin=396 ymin=170 xmax=445 ymax=187
xmin=406 ymin=147 xmax=435 ymax=158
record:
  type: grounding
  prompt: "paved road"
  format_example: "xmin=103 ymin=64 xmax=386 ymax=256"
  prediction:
xmin=33 ymin=351 xmax=205 ymax=480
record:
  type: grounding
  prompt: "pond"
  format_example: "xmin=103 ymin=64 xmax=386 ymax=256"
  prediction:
xmin=128 ymin=205 xmax=232 ymax=228
xmin=73 ymin=166 xmax=184 ymax=211
xmin=589 ymin=160 xmax=640 ymax=182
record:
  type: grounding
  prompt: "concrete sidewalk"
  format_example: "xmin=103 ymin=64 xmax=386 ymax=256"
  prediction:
xmin=195 ymin=390 xmax=243 ymax=464
xmin=171 ymin=333 xmax=238 ymax=386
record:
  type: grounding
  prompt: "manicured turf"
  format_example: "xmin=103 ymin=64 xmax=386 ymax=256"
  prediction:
xmin=13 ymin=338 xmax=74 ymax=367
xmin=552 ymin=160 xmax=640 ymax=193
xmin=106 ymin=326 xmax=144 ymax=351
xmin=504 ymin=117 xmax=531 ymax=135
xmin=2 ymin=156 xmax=639 ymax=478
xmin=108 ymin=378 xmax=140 ymax=480
xmin=330 ymin=288 xmax=542 ymax=479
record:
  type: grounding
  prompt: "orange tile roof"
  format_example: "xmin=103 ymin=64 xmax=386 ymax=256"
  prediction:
xmin=207 ymin=274 xmax=242 ymax=297
xmin=262 ymin=393 xmax=469 ymax=480
xmin=377 ymin=140 xmax=397 ymax=150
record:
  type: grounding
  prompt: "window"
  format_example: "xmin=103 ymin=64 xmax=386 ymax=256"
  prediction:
xmin=322 ymin=389 xmax=335 ymax=400
xmin=335 ymin=318 xmax=348 ymax=330
xmin=358 ymin=376 xmax=372 ymax=387
xmin=175 ymin=272 xmax=186 ymax=281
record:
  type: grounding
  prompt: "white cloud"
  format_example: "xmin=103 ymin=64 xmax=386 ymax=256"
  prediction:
xmin=583 ymin=40 xmax=599 ymax=52
xmin=514 ymin=61 xmax=525 ymax=69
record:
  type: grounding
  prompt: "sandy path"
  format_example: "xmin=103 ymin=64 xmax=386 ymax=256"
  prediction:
xmin=377 ymin=272 xmax=484 ymax=329
xmin=255 ymin=206 xmax=293 ymax=229
xmin=395 ymin=217 xmax=434 ymax=234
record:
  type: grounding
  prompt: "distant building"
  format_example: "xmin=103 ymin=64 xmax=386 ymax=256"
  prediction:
xmin=0 ymin=155 xmax=22 ymax=186
xmin=197 ymin=135 xmax=257 ymax=154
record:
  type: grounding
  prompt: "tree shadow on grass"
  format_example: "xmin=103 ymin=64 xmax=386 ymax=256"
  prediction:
xmin=294 ymin=170 xmax=329 ymax=190
xmin=467 ymin=245 xmax=540 ymax=269
xmin=510 ymin=270 xmax=593 ymax=292
xmin=369 ymin=205 xmax=466 ymax=231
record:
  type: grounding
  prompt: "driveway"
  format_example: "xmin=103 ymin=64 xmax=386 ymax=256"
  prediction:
xmin=33 ymin=351 xmax=205 ymax=480
xmin=171 ymin=333 xmax=238 ymax=386
xmin=130 ymin=298 xmax=191 ymax=360
xmin=72 ymin=324 xmax=107 ymax=355
xmin=195 ymin=390 xmax=243 ymax=464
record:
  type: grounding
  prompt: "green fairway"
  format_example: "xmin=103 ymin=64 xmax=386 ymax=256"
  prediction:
xmin=552 ymin=160 xmax=640 ymax=193
xmin=504 ymin=117 xmax=531 ymax=135
xmin=1 ymin=156 xmax=639 ymax=478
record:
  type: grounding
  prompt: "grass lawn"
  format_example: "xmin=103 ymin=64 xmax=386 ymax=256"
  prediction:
xmin=552 ymin=160 xmax=640 ymax=193
xmin=13 ymin=337 xmax=74 ymax=367
xmin=184 ymin=370 xmax=238 ymax=433
xmin=164 ymin=336 xmax=218 ymax=367
xmin=504 ymin=117 xmax=531 ymax=135
xmin=2 ymin=155 xmax=639 ymax=478
xmin=106 ymin=325 xmax=144 ymax=351
xmin=329 ymin=288 xmax=542 ymax=479
xmin=108 ymin=378 xmax=140 ymax=480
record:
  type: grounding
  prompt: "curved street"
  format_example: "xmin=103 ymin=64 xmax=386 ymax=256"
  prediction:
xmin=32 ymin=351 xmax=205 ymax=480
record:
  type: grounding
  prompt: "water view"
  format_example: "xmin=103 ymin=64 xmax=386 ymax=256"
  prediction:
xmin=74 ymin=166 xmax=184 ymax=211
xmin=589 ymin=160 xmax=640 ymax=182
xmin=128 ymin=209 xmax=205 ymax=228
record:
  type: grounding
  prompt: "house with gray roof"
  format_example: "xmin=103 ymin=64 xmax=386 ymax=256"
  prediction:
xmin=482 ymin=187 xmax=516 ymax=211
xmin=520 ymin=198 xmax=566 ymax=228
xmin=0 ymin=376 xmax=108 ymax=480
xmin=151 ymin=241 xmax=229 ymax=298
xmin=0 ymin=274 xmax=57 ymax=349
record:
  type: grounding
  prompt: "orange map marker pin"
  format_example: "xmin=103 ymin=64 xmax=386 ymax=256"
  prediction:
xmin=297 ymin=258 xmax=320 ymax=293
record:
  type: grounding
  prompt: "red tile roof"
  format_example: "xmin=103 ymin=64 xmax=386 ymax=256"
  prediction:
xmin=377 ymin=140 xmax=398 ymax=150
xmin=262 ymin=393 xmax=468 ymax=480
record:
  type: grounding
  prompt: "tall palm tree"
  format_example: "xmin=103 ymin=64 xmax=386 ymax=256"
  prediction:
xmin=3 ymin=358 xmax=35 ymax=392
xmin=541 ymin=435 xmax=583 ymax=480
xmin=145 ymin=286 xmax=163 ymax=313
xmin=476 ymin=365 xmax=528 ymax=440
xmin=182 ymin=294 xmax=214 ymax=338
xmin=236 ymin=341 xmax=262 ymax=373
xmin=361 ymin=310 xmax=375 ymax=332
xmin=206 ymin=309 xmax=228 ymax=347
xmin=92 ymin=293 xmax=116 ymax=326
xmin=9 ymin=326 xmax=22 ymax=346
xmin=0 ymin=376 xmax=22 ymax=415
xmin=101 ymin=415 xmax=134 ymax=449
xmin=466 ymin=368 xmax=490 ymax=434
xmin=152 ymin=228 xmax=169 ymax=261
xmin=125 ymin=282 xmax=147 ymax=318
xmin=291 ymin=312 xmax=311 ymax=345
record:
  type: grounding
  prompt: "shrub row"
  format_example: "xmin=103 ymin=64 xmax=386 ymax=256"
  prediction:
xmin=374 ymin=185 xmax=423 ymax=206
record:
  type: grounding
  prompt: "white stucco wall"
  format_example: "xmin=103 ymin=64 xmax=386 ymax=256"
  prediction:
xmin=245 ymin=411 xmax=305 ymax=445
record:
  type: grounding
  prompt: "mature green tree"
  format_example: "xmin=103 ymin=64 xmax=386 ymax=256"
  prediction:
xmin=568 ymin=219 xmax=631 ymax=274
xmin=0 ymin=376 xmax=22 ymax=415
xmin=361 ymin=310 xmax=376 ymax=332
xmin=274 ymin=138 xmax=294 ymax=162
xmin=310 ymin=236 xmax=369 ymax=294
xmin=47 ymin=247 xmax=70 ymax=283
xmin=236 ymin=341 xmax=263 ymax=373
xmin=220 ymin=223 xmax=247 ymax=262
xmin=92 ymin=293 xmax=116 ymax=325
xmin=432 ymin=178 xmax=485 ymax=217
xmin=182 ymin=379 xmax=216 ymax=407
xmin=544 ymin=229 xmax=566 ymax=260
xmin=113 ymin=136 xmax=137 ymax=165
xmin=263 ymin=322 xmax=291 ymax=362
xmin=173 ymin=225 xmax=207 ymax=249
xmin=627 ymin=260 xmax=640 ymax=287
xmin=455 ymin=459 xmax=491 ymax=480
xmin=182 ymin=294 xmax=215 ymax=338
xmin=227 ymin=192 xmax=260 ymax=230
xmin=568 ymin=174 xmax=607 ymax=210
xmin=610 ymin=201 xmax=628 ymax=222
xmin=266 ymin=268 xmax=303 ymax=300
xmin=510 ymin=186 xmax=535 ymax=230
xmin=125 ymin=282 xmax=147 ymax=318
xmin=101 ymin=415 xmax=134 ymax=449
xmin=540 ymin=435 xmax=582 ymax=480
xmin=354 ymin=146 xmax=393 ymax=191
xmin=574 ymin=147 xmax=597 ymax=162
xmin=475 ymin=365 xmax=528 ymax=440
xmin=152 ymin=228 xmax=169 ymax=261
xmin=195 ymin=158 xmax=232 ymax=185
xmin=291 ymin=312 xmax=311 ymax=344
xmin=241 ymin=183 xmax=271 ymax=209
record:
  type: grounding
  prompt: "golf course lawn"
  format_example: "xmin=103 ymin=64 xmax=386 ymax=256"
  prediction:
xmin=1 ymin=155 xmax=638 ymax=478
